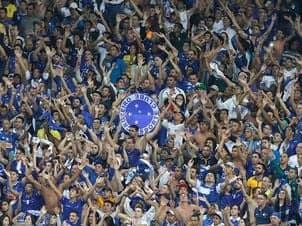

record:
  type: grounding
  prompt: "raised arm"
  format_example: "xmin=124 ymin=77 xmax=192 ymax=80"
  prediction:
xmin=258 ymin=14 xmax=277 ymax=43
xmin=185 ymin=159 xmax=197 ymax=187
xmin=129 ymin=0 xmax=143 ymax=18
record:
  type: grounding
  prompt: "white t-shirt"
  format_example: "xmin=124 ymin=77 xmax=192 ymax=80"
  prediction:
xmin=213 ymin=20 xmax=224 ymax=33
xmin=162 ymin=120 xmax=185 ymax=148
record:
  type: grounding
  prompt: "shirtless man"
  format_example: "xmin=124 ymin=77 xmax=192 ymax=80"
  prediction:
xmin=174 ymin=191 xmax=201 ymax=224
xmin=118 ymin=116 xmax=163 ymax=152
xmin=271 ymin=29 xmax=294 ymax=59
xmin=24 ymin=159 xmax=83 ymax=214
xmin=194 ymin=119 xmax=215 ymax=148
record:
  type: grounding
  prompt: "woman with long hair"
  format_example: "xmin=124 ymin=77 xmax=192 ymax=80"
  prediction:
xmin=0 ymin=215 xmax=11 ymax=226
xmin=272 ymin=188 xmax=291 ymax=226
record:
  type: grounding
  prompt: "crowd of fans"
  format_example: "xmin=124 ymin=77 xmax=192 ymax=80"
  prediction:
xmin=0 ymin=0 xmax=302 ymax=225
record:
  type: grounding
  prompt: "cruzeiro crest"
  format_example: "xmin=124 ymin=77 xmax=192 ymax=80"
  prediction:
xmin=119 ymin=93 xmax=160 ymax=135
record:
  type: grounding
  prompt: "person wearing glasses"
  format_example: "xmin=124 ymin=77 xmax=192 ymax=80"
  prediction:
xmin=254 ymin=193 xmax=274 ymax=226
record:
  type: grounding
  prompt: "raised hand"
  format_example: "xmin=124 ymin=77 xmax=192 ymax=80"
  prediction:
xmin=45 ymin=46 xmax=56 ymax=58
xmin=82 ymin=170 xmax=89 ymax=178
xmin=271 ymin=13 xmax=277 ymax=22
xmin=40 ymin=206 xmax=47 ymax=215
xmin=188 ymin=159 xmax=194 ymax=168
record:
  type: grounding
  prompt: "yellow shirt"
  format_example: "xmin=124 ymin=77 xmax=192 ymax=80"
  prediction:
xmin=97 ymin=196 xmax=116 ymax=207
xmin=0 ymin=23 xmax=6 ymax=34
xmin=37 ymin=128 xmax=61 ymax=140
xmin=247 ymin=176 xmax=262 ymax=196
xmin=6 ymin=4 xmax=17 ymax=18
xmin=123 ymin=55 xmax=136 ymax=66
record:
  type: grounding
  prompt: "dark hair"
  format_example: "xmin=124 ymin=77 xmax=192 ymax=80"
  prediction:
xmin=259 ymin=192 xmax=268 ymax=199
xmin=257 ymin=163 xmax=266 ymax=171
xmin=73 ymin=97 xmax=82 ymax=104
xmin=0 ymin=215 xmax=11 ymax=224
xmin=14 ymin=43 xmax=23 ymax=50
xmin=69 ymin=186 xmax=79 ymax=193
xmin=103 ymin=199 xmax=114 ymax=206
xmin=203 ymin=171 xmax=216 ymax=184
xmin=17 ymin=146 xmax=25 ymax=154
xmin=205 ymin=137 xmax=217 ymax=149
xmin=134 ymin=203 xmax=145 ymax=212
xmin=69 ymin=210 xmax=79 ymax=217
xmin=25 ymin=214 xmax=37 ymax=224
xmin=126 ymin=137 xmax=135 ymax=144
xmin=55 ymin=26 xmax=64 ymax=35
xmin=27 ymin=3 xmax=35 ymax=9
xmin=203 ymin=144 xmax=211 ymax=150
xmin=88 ymin=210 xmax=100 ymax=223
xmin=103 ymin=216 xmax=114 ymax=225
xmin=24 ymin=181 xmax=33 ymax=187
xmin=220 ymin=108 xmax=229 ymax=114
xmin=252 ymin=152 xmax=261 ymax=159
xmin=129 ymin=125 xmax=139 ymax=131
xmin=15 ymin=116 xmax=24 ymax=123
xmin=0 ymin=7 xmax=7 ymax=13
xmin=261 ymin=136 xmax=272 ymax=143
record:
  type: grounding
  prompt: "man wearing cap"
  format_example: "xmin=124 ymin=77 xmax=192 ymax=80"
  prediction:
xmin=162 ymin=209 xmax=181 ymax=226
xmin=218 ymin=162 xmax=237 ymax=193
xmin=209 ymin=84 xmax=219 ymax=93
xmin=212 ymin=211 xmax=224 ymax=226
xmin=158 ymin=155 xmax=175 ymax=187
xmin=269 ymin=212 xmax=281 ymax=226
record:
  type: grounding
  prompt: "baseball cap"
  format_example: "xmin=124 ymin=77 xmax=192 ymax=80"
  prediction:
xmin=213 ymin=211 xmax=223 ymax=219
xmin=225 ymin=162 xmax=235 ymax=169
xmin=69 ymin=2 xmax=81 ymax=11
xmin=210 ymin=85 xmax=219 ymax=92
xmin=244 ymin=126 xmax=254 ymax=134
xmin=167 ymin=209 xmax=176 ymax=215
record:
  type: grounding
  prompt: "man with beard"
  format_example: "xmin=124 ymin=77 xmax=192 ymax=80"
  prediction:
xmin=247 ymin=163 xmax=266 ymax=196
xmin=197 ymin=145 xmax=217 ymax=180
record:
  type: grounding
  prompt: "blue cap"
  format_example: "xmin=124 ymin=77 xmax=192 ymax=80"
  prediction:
xmin=271 ymin=212 xmax=281 ymax=219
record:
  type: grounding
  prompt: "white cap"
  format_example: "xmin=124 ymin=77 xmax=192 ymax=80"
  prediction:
xmin=69 ymin=2 xmax=82 ymax=11
xmin=225 ymin=162 xmax=235 ymax=169
xmin=214 ymin=211 xmax=223 ymax=219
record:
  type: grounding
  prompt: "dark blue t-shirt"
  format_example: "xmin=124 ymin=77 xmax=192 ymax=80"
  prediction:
xmin=254 ymin=205 xmax=274 ymax=225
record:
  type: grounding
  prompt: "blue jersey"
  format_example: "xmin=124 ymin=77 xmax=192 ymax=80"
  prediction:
xmin=0 ymin=129 xmax=18 ymax=155
xmin=62 ymin=220 xmax=81 ymax=226
xmin=3 ymin=179 xmax=24 ymax=200
xmin=21 ymin=191 xmax=44 ymax=213
xmin=126 ymin=148 xmax=141 ymax=168
xmin=294 ymin=118 xmax=302 ymax=143
xmin=254 ymin=205 xmax=274 ymax=225
xmin=61 ymin=197 xmax=85 ymax=222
